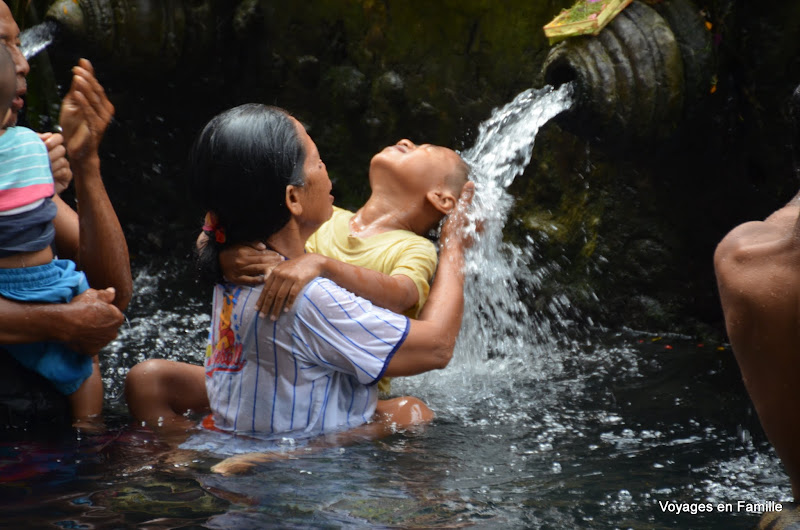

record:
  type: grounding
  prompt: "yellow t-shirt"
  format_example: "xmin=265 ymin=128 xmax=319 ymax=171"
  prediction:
xmin=307 ymin=207 xmax=438 ymax=398
xmin=306 ymin=207 xmax=438 ymax=319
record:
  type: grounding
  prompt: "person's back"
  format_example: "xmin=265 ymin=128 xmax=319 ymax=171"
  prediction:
xmin=205 ymin=277 xmax=408 ymax=435
xmin=715 ymin=197 xmax=800 ymax=500
xmin=715 ymin=83 xmax=800 ymax=501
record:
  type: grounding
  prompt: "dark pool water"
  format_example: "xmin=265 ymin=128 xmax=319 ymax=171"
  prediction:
xmin=0 ymin=258 xmax=790 ymax=529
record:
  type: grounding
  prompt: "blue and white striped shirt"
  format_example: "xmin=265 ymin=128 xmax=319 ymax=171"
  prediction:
xmin=204 ymin=277 xmax=409 ymax=436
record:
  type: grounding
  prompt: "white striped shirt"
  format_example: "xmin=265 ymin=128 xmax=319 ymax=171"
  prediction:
xmin=204 ymin=277 xmax=409 ymax=436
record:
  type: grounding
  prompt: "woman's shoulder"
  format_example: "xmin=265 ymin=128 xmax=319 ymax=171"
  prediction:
xmin=292 ymin=277 xmax=378 ymax=321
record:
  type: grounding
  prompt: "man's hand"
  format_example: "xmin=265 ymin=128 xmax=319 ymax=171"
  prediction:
xmin=218 ymin=242 xmax=283 ymax=284
xmin=257 ymin=254 xmax=327 ymax=320
xmin=59 ymin=58 xmax=114 ymax=161
xmin=60 ymin=287 xmax=124 ymax=356
xmin=38 ymin=132 xmax=73 ymax=194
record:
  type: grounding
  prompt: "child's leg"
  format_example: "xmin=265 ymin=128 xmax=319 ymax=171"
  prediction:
xmin=67 ymin=356 xmax=103 ymax=428
xmin=124 ymin=359 xmax=208 ymax=433
xmin=374 ymin=396 xmax=435 ymax=429
xmin=212 ymin=396 xmax=434 ymax=476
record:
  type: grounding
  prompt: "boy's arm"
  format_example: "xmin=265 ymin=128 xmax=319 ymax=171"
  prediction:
xmin=38 ymin=132 xmax=73 ymax=195
xmin=257 ymin=254 xmax=420 ymax=319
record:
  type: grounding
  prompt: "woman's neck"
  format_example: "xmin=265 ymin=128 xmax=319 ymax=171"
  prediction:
xmin=266 ymin=221 xmax=309 ymax=259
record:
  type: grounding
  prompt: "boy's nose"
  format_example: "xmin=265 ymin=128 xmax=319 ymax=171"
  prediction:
xmin=397 ymin=139 xmax=416 ymax=150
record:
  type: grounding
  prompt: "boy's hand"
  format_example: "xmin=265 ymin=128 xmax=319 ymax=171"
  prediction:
xmin=219 ymin=242 xmax=283 ymax=284
xmin=59 ymin=59 xmax=114 ymax=161
xmin=440 ymin=181 xmax=477 ymax=250
xmin=257 ymin=254 xmax=327 ymax=320
xmin=38 ymin=132 xmax=73 ymax=193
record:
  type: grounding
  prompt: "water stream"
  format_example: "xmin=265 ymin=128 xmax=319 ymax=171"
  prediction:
xmin=20 ymin=20 xmax=58 ymax=60
xmin=0 ymin=85 xmax=791 ymax=528
xmin=408 ymin=83 xmax=576 ymax=412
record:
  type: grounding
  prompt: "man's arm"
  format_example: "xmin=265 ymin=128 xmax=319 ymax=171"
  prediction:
xmin=0 ymin=288 xmax=123 ymax=355
xmin=59 ymin=59 xmax=131 ymax=311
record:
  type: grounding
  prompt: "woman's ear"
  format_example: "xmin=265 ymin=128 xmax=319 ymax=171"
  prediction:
xmin=286 ymin=185 xmax=304 ymax=216
xmin=426 ymin=189 xmax=457 ymax=215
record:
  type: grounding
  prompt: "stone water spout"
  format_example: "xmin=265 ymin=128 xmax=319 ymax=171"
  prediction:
xmin=542 ymin=0 xmax=712 ymax=142
xmin=43 ymin=0 xmax=226 ymax=72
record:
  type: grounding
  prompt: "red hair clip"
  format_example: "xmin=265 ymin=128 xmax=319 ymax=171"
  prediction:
xmin=203 ymin=211 xmax=226 ymax=244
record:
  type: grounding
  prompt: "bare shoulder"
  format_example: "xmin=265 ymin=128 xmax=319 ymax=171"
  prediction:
xmin=714 ymin=219 xmax=786 ymax=270
xmin=715 ymin=213 xmax=800 ymax=312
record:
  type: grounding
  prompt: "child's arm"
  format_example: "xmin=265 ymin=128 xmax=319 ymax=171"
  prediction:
xmin=256 ymin=254 xmax=420 ymax=319
xmin=216 ymin=240 xmax=283 ymax=284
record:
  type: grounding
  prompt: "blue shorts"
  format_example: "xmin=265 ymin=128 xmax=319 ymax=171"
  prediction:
xmin=0 ymin=259 xmax=91 ymax=395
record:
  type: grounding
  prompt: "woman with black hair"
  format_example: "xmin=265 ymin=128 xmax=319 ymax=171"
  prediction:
xmin=125 ymin=104 xmax=474 ymax=449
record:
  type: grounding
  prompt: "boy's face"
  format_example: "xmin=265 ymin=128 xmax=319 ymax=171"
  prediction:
xmin=370 ymin=139 xmax=463 ymax=197
xmin=0 ymin=4 xmax=28 ymax=127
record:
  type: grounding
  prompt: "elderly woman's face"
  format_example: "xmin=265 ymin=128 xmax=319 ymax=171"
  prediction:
xmin=293 ymin=119 xmax=334 ymax=227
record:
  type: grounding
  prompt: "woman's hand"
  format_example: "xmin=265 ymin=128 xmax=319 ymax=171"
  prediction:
xmin=218 ymin=242 xmax=283 ymax=284
xmin=257 ymin=253 xmax=327 ymax=320
xmin=440 ymin=181 xmax=477 ymax=251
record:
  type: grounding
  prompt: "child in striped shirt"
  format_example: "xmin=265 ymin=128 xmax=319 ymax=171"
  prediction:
xmin=0 ymin=45 xmax=102 ymax=426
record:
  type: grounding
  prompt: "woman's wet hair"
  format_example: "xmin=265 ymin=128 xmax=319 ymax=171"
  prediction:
xmin=189 ymin=103 xmax=306 ymax=282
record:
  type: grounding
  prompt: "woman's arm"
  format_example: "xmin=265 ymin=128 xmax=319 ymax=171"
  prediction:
xmin=384 ymin=182 xmax=474 ymax=376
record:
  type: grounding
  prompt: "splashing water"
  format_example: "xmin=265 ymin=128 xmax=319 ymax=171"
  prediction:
xmin=405 ymin=84 xmax=575 ymax=403
xmin=460 ymin=83 xmax=574 ymax=364
xmin=20 ymin=20 xmax=58 ymax=60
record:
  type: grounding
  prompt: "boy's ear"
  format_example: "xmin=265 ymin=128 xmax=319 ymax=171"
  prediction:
xmin=286 ymin=185 xmax=303 ymax=216
xmin=426 ymin=189 xmax=456 ymax=215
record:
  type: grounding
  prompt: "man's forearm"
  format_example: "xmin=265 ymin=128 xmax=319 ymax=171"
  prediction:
xmin=0 ymin=297 xmax=71 ymax=344
xmin=72 ymin=155 xmax=132 ymax=311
